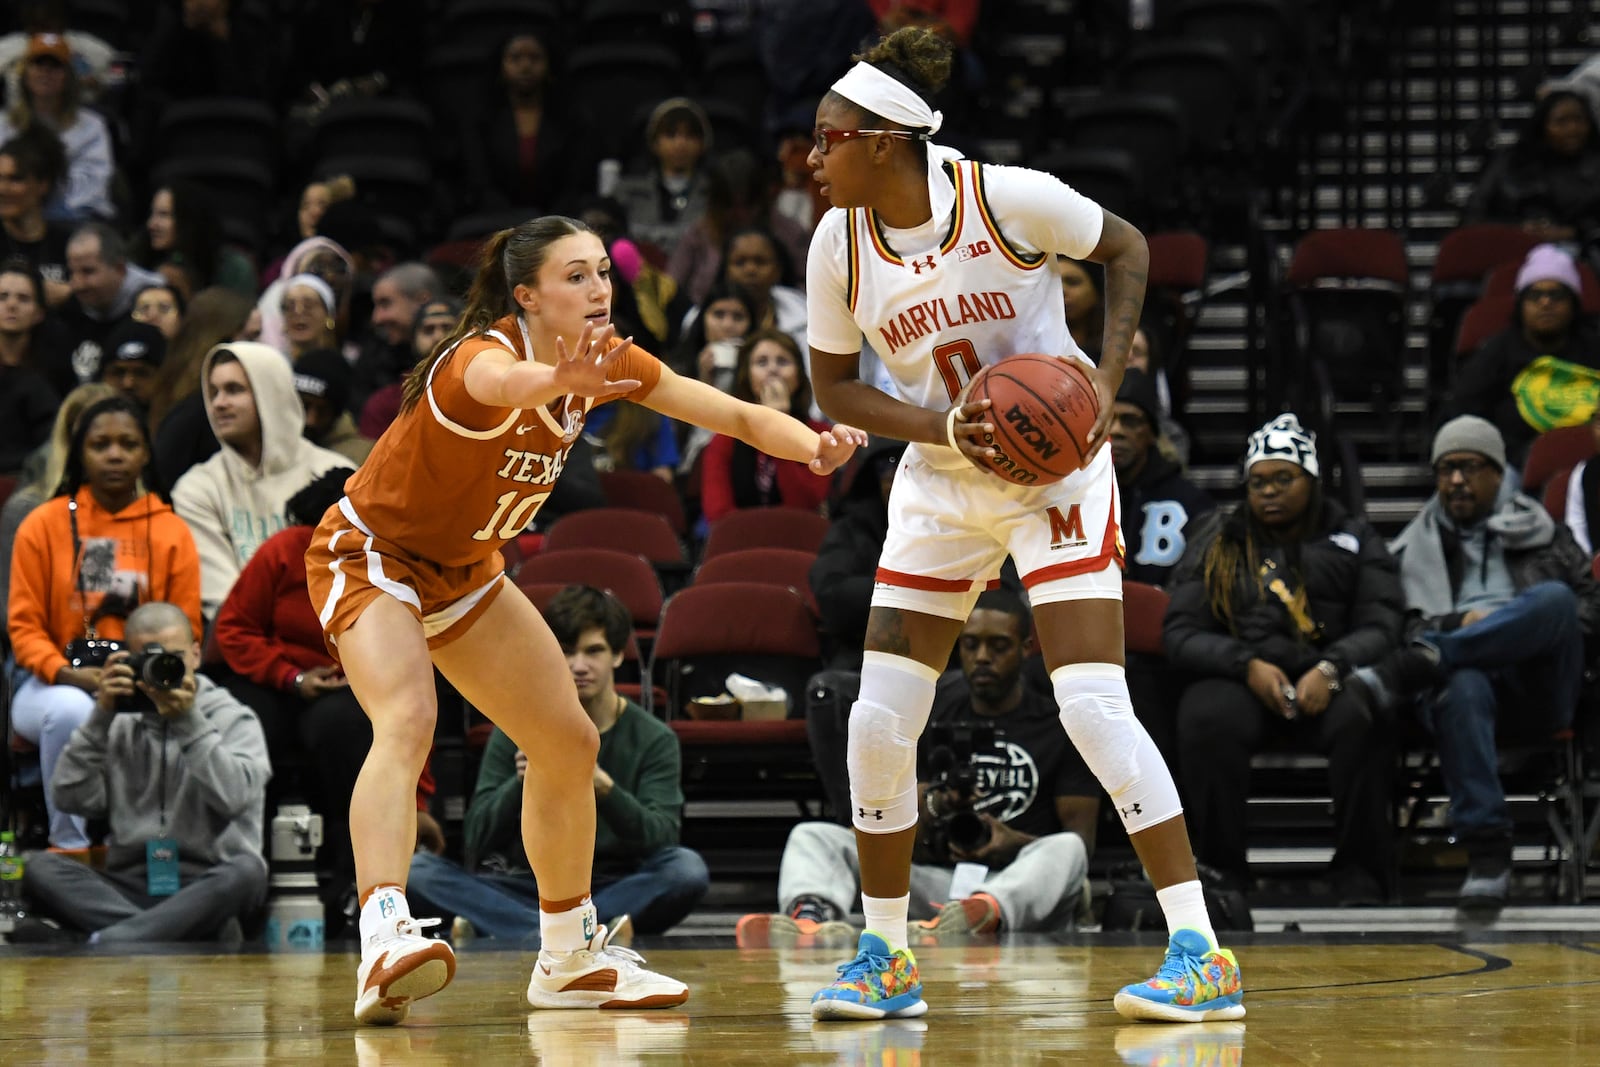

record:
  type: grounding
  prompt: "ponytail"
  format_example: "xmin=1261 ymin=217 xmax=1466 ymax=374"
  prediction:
xmin=399 ymin=215 xmax=591 ymax=413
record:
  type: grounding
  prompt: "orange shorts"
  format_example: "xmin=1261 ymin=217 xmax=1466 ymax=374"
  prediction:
xmin=305 ymin=497 xmax=508 ymax=662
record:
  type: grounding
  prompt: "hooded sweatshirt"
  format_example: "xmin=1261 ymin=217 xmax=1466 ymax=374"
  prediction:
xmin=8 ymin=487 xmax=202 ymax=684
xmin=255 ymin=237 xmax=353 ymax=355
xmin=171 ymin=342 xmax=348 ymax=617
xmin=50 ymin=674 xmax=271 ymax=874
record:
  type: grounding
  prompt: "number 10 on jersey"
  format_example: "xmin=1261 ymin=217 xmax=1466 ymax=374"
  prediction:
xmin=934 ymin=338 xmax=982 ymax=401
xmin=471 ymin=490 xmax=550 ymax=542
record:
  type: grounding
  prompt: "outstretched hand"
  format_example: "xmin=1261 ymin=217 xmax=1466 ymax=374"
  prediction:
xmin=551 ymin=322 xmax=641 ymax=400
xmin=810 ymin=425 xmax=869 ymax=475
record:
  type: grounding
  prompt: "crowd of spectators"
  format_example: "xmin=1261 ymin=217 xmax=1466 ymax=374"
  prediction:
xmin=1 ymin=1 xmax=1598 ymax=948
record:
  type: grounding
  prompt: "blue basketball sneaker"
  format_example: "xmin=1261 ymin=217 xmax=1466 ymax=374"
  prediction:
xmin=811 ymin=931 xmax=927 ymax=1021
xmin=1114 ymin=930 xmax=1245 ymax=1023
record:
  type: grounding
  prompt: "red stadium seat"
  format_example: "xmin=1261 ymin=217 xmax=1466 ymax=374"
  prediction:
xmin=542 ymin=508 xmax=687 ymax=570
xmin=1543 ymin=467 xmax=1573 ymax=522
xmin=1123 ymin=580 xmax=1172 ymax=657
xmin=599 ymin=469 xmax=688 ymax=537
xmin=700 ymin=508 xmax=831 ymax=561
xmin=515 ymin=547 xmax=663 ymax=643
xmin=693 ymin=547 xmax=819 ymax=615
xmin=1453 ymin=292 xmax=1515 ymax=360
xmin=649 ymin=582 xmax=821 ymax=719
xmin=1523 ymin=426 xmax=1595 ymax=496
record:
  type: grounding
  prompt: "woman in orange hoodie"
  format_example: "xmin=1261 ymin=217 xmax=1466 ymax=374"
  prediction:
xmin=8 ymin=394 xmax=202 ymax=847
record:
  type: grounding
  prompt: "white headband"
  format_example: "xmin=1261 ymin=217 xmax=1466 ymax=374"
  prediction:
xmin=831 ymin=62 xmax=943 ymax=136
xmin=284 ymin=273 xmax=337 ymax=315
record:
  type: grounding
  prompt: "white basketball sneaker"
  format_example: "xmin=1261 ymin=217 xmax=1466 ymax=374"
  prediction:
xmin=526 ymin=923 xmax=689 ymax=1010
xmin=354 ymin=916 xmax=457 ymax=1025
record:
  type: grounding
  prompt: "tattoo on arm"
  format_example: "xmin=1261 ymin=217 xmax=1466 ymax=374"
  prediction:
xmin=1100 ymin=259 xmax=1146 ymax=382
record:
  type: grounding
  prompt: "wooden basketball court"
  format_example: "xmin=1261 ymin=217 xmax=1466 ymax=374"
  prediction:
xmin=3 ymin=933 xmax=1597 ymax=1064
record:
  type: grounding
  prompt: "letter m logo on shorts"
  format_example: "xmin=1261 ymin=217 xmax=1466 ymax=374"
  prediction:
xmin=1046 ymin=505 xmax=1088 ymax=549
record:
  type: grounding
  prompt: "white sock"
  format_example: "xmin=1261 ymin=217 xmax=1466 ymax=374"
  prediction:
xmin=1155 ymin=880 xmax=1217 ymax=950
xmin=358 ymin=884 xmax=411 ymax=948
xmin=539 ymin=897 xmax=597 ymax=954
xmin=862 ymin=893 xmax=910 ymax=951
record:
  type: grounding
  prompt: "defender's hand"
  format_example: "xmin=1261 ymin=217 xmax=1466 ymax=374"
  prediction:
xmin=809 ymin=425 xmax=868 ymax=475
xmin=551 ymin=322 xmax=641 ymax=400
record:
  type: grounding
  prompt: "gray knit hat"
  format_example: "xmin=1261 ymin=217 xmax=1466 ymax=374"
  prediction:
xmin=1430 ymin=414 xmax=1506 ymax=470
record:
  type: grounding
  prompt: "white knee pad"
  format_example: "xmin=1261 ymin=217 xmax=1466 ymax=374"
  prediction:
xmin=1051 ymin=662 xmax=1182 ymax=834
xmin=848 ymin=651 xmax=939 ymax=833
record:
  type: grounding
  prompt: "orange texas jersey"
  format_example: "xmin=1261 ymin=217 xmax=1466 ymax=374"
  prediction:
xmin=342 ymin=313 xmax=662 ymax=566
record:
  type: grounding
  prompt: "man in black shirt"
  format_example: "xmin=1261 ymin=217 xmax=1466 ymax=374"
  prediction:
xmin=739 ymin=590 xmax=1100 ymax=945
xmin=0 ymin=130 xmax=72 ymax=307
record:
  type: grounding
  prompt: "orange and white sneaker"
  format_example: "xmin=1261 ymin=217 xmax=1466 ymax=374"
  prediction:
xmin=914 ymin=892 xmax=1001 ymax=943
xmin=354 ymin=916 xmax=457 ymax=1026
xmin=526 ymin=923 xmax=689 ymax=1010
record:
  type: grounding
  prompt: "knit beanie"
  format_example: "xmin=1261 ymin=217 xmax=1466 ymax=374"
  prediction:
xmin=1514 ymin=243 xmax=1582 ymax=297
xmin=1430 ymin=414 xmax=1506 ymax=470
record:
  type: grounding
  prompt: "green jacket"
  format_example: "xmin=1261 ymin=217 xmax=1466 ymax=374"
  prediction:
xmin=464 ymin=700 xmax=684 ymax=877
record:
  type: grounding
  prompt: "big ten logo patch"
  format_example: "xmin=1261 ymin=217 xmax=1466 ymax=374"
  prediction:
xmin=1134 ymin=501 xmax=1190 ymax=569
xmin=1046 ymin=504 xmax=1087 ymax=550
xmin=954 ymin=240 xmax=992 ymax=263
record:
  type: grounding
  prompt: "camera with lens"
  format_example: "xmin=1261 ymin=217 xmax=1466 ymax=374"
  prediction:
xmin=117 ymin=643 xmax=187 ymax=712
xmin=922 ymin=724 xmax=996 ymax=862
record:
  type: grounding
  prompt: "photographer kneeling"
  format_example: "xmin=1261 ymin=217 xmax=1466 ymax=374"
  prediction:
xmin=737 ymin=590 xmax=1101 ymax=946
xmin=22 ymin=602 xmax=272 ymax=944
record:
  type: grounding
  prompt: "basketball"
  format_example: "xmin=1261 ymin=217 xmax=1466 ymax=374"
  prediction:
xmin=965 ymin=354 xmax=1100 ymax=486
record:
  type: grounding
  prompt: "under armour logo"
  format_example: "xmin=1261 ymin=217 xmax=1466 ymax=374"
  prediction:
xmin=857 ymin=807 xmax=883 ymax=821
xmin=910 ymin=255 xmax=936 ymax=274
xmin=1120 ymin=803 xmax=1142 ymax=818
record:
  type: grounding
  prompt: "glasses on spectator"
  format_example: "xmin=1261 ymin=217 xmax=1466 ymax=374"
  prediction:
xmin=1246 ymin=470 xmax=1305 ymax=493
xmin=813 ymin=127 xmax=922 ymax=155
xmin=1435 ymin=457 xmax=1492 ymax=479
xmin=1522 ymin=286 xmax=1572 ymax=305
xmin=280 ymin=298 xmax=325 ymax=315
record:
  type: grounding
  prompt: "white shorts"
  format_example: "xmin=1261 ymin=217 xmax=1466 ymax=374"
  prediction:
xmin=872 ymin=443 xmax=1124 ymax=620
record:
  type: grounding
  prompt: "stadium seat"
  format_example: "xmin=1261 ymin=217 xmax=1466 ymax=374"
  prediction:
xmin=700 ymin=507 xmax=831 ymax=561
xmin=515 ymin=547 xmax=663 ymax=643
xmin=1280 ymin=227 xmax=1409 ymax=442
xmin=698 ymin=41 xmax=767 ymax=113
xmin=1429 ymin=224 xmax=1541 ymax=392
xmin=599 ymin=469 xmax=688 ymax=537
xmin=578 ymin=0 xmax=690 ymax=45
xmin=649 ymin=582 xmax=820 ymax=715
xmin=1112 ymin=40 xmax=1244 ymax=155
xmin=310 ymin=98 xmax=435 ymax=163
xmin=564 ymin=43 xmax=686 ymax=158
xmin=542 ymin=508 xmax=687 ymax=572
xmin=1522 ymin=425 xmax=1594 ymax=497
xmin=149 ymin=157 xmax=275 ymax=251
xmin=1169 ymin=0 xmax=1300 ymax=103
xmin=1033 ymin=146 xmax=1145 ymax=223
xmin=1453 ymin=292 xmax=1515 ymax=360
xmin=1122 ymin=580 xmax=1171 ymax=657
xmin=1055 ymin=94 xmax=1187 ymax=205
xmin=438 ymin=0 xmax=564 ymax=55
xmin=693 ymin=547 xmax=819 ymax=615
xmin=312 ymin=155 xmax=435 ymax=223
xmin=156 ymin=98 xmax=280 ymax=174
xmin=1542 ymin=467 xmax=1573 ymax=522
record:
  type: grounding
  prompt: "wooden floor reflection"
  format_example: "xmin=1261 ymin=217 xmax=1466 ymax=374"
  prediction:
xmin=3 ymin=935 xmax=1599 ymax=1065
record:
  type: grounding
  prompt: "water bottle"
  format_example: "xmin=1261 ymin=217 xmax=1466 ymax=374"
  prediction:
xmin=264 ymin=805 xmax=324 ymax=951
xmin=0 ymin=831 xmax=25 ymax=936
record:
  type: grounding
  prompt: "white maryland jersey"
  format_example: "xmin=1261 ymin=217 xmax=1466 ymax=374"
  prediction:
xmin=808 ymin=159 xmax=1104 ymax=468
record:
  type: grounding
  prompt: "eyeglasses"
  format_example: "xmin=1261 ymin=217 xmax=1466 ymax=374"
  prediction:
xmin=1522 ymin=287 xmax=1573 ymax=305
xmin=1435 ymin=457 xmax=1493 ymax=479
xmin=812 ymin=127 xmax=923 ymax=155
xmin=1246 ymin=470 xmax=1306 ymax=493
xmin=280 ymin=298 xmax=325 ymax=315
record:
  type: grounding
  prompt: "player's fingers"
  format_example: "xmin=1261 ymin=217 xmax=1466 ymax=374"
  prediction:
xmin=960 ymin=398 xmax=992 ymax=419
xmin=599 ymin=377 xmax=642 ymax=397
xmin=598 ymin=335 xmax=632 ymax=366
xmin=588 ymin=323 xmax=616 ymax=358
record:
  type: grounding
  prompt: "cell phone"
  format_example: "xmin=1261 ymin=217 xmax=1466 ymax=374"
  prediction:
xmin=1281 ymin=684 xmax=1299 ymax=719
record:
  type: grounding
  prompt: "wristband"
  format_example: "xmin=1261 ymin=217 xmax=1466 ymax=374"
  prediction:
xmin=945 ymin=405 xmax=962 ymax=450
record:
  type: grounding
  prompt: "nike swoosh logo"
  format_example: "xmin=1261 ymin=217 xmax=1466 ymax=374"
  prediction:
xmin=517 ymin=424 xmax=538 ymax=434
xmin=538 ymin=962 xmax=552 ymax=975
